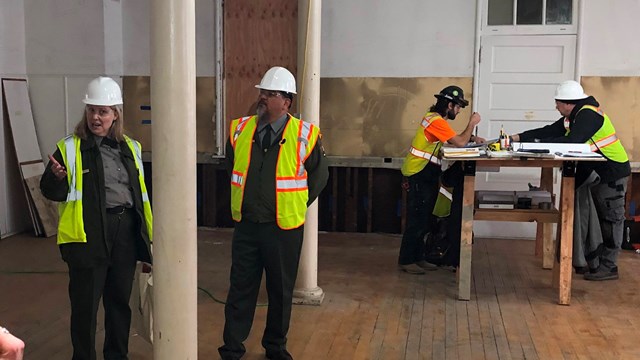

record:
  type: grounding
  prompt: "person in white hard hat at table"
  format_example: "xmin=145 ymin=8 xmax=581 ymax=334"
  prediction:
xmin=510 ymin=80 xmax=630 ymax=281
xmin=40 ymin=76 xmax=153 ymax=359
xmin=218 ymin=66 xmax=328 ymax=360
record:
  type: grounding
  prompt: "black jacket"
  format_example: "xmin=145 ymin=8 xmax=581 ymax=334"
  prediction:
xmin=225 ymin=116 xmax=329 ymax=224
xmin=519 ymin=96 xmax=630 ymax=184
xmin=40 ymin=136 xmax=152 ymax=267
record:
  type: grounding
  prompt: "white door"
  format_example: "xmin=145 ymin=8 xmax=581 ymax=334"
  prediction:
xmin=475 ymin=34 xmax=576 ymax=239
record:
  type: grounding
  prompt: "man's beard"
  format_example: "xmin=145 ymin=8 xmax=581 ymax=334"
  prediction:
xmin=447 ymin=109 xmax=457 ymax=120
xmin=256 ymin=103 xmax=267 ymax=121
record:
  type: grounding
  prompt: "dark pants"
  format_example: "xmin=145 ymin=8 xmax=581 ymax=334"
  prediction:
xmin=441 ymin=162 xmax=464 ymax=267
xmin=592 ymin=177 xmax=628 ymax=270
xmin=398 ymin=164 xmax=441 ymax=265
xmin=68 ymin=208 xmax=138 ymax=360
xmin=219 ymin=221 xmax=304 ymax=359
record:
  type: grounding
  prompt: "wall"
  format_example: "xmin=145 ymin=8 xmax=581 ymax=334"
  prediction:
xmin=321 ymin=0 xmax=476 ymax=77
xmin=123 ymin=0 xmax=216 ymax=76
xmin=24 ymin=0 xmax=105 ymax=76
xmin=0 ymin=0 xmax=30 ymax=237
xmin=580 ymin=1 xmax=640 ymax=163
xmin=581 ymin=1 xmax=640 ymax=76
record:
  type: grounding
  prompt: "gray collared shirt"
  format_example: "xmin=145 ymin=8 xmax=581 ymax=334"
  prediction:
xmin=257 ymin=113 xmax=288 ymax=147
xmin=95 ymin=135 xmax=134 ymax=208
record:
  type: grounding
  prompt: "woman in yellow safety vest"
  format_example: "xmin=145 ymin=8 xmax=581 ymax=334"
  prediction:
xmin=40 ymin=76 xmax=152 ymax=359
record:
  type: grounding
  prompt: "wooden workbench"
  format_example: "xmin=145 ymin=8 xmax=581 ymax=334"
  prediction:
xmin=447 ymin=156 xmax=605 ymax=305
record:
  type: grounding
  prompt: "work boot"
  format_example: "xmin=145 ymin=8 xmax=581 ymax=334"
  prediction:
xmin=584 ymin=266 xmax=618 ymax=281
xmin=574 ymin=266 xmax=597 ymax=275
xmin=415 ymin=260 xmax=438 ymax=271
xmin=266 ymin=349 xmax=293 ymax=360
xmin=398 ymin=263 xmax=426 ymax=274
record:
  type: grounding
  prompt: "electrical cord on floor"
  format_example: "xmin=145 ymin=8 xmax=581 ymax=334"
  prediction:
xmin=1 ymin=269 xmax=268 ymax=307
xmin=198 ymin=287 xmax=268 ymax=307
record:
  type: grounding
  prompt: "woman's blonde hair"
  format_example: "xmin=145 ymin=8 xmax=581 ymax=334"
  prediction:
xmin=74 ymin=105 xmax=125 ymax=141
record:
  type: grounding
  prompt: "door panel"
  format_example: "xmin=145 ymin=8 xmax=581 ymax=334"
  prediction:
xmin=475 ymin=34 xmax=576 ymax=239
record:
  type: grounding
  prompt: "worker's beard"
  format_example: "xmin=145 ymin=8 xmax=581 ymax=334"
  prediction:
xmin=447 ymin=109 xmax=457 ymax=120
xmin=256 ymin=103 xmax=267 ymax=122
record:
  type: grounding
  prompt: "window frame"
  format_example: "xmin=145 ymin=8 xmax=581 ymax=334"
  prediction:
xmin=482 ymin=0 xmax=578 ymax=35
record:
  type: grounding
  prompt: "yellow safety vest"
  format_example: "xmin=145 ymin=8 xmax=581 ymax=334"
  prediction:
xmin=229 ymin=114 xmax=320 ymax=230
xmin=56 ymin=135 xmax=153 ymax=245
xmin=564 ymin=105 xmax=628 ymax=163
xmin=401 ymin=112 xmax=444 ymax=177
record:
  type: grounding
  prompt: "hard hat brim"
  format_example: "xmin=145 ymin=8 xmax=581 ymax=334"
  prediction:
xmin=554 ymin=94 xmax=588 ymax=101
xmin=434 ymin=94 xmax=469 ymax=108
xmin=255 ymin=84 xmax=297 ymax=95
xmin=82 ymin=98 xmax=122 ymax=106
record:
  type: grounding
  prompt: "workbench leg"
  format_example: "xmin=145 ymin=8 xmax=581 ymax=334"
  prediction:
xmin=535 ymin=167 xmax=554 ymax=257
xmin=542 ymin=223 xmax=555 ymax=269
xmin=553 ymin=162 xmax=575 ymax=305
xmin=457 ymin=161 xmax=476 ymax=301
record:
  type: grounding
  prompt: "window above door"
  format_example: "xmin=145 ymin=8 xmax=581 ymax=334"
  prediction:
xmin=484 ymin=0 xmax=577 ymax=35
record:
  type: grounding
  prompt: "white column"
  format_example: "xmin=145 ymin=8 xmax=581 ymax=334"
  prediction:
xmin=151 ymin=0 xmax=198 ymax=358
xmin=294 ymin=0 xmax=324 ymax=305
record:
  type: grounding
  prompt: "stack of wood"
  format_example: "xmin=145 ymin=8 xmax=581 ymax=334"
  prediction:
xmin=2 ymin=78 xmax=58 ymax=237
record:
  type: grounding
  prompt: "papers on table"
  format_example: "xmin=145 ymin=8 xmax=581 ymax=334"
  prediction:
xmin=512 ymin=142 xmax=590 ymax=153
xmin=442 ymin=147 xmax=481 ymax=158
xmin=442 ymin=142 xmax=604 ymax=159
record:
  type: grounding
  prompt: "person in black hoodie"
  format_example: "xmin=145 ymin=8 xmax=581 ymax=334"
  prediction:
xmin=511 ymin=80 xmax=630 ymax=281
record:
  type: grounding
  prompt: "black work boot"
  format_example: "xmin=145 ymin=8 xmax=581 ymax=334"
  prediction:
xmin=584 ymin=266 xmax=618 ymax=281
xmin=574 ymin=266 xmax=597 ymax=275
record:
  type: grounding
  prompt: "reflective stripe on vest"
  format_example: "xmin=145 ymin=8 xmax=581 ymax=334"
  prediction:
xmin=295 ymin=121 xmax=313 ymax=177
xmin=433 ymin=185 xmax=453 ymax=218
xmin=124 ymin=136 xmax=153 ymax=241
xmin=439 ymin=186 xmax=452 ymax=201
xmin=276 ymin=177 xmax=308 ymax=191
xmin=64 ymin=137 xmax=82 ymax=202
xmin=127 ymin=138 xmax=150 ymax=204
xmin=590 ymin=133 xmax=619 ymax=151
xmin=409 ymin=146 xmax=442 ymax=164
xmin=231 ymin=116 xmax=252 ymax=145
xmin=231 ymin=170 xmax=244 ymax=187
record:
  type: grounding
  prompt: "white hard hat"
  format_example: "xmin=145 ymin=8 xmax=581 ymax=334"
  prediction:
xmin=83 ymin=76 xmax=123 ymax=106
xmin=554 ymin=80 xmax=588 ymax=101
xmin=255 ymin=66 xmax=297 ymax=94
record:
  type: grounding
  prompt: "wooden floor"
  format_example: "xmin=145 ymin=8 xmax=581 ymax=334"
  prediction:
xmin=2 ymin=229 xmax=640 ymax=360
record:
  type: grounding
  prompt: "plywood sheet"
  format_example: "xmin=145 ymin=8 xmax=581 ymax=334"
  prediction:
xmin=25 ymin=175 xmax=58 ymax=238
xmin=122 ymin=76 xmax=216 ymax=153
xmin=320 ymin=77 xmax=473 ymax=157
xmin=27 ymin=76 xmax=67 ymax=162
xmin=581 ymin=77 xmax=640 ymax=162
xmin=224 ymin=0 xmax=297 ymax=121
xmin=2 ymin=78 xmax=57 ymax=237
xmin=2 ymin=79 xmax=42 ymax=163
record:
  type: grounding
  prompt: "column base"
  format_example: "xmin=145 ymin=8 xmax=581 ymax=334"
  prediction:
xmin=292 ymin=286 xmax=324 ymax=305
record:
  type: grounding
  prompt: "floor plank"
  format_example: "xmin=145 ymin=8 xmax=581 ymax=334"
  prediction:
xmin=2 ymin=231 xmax=640 ymax=359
